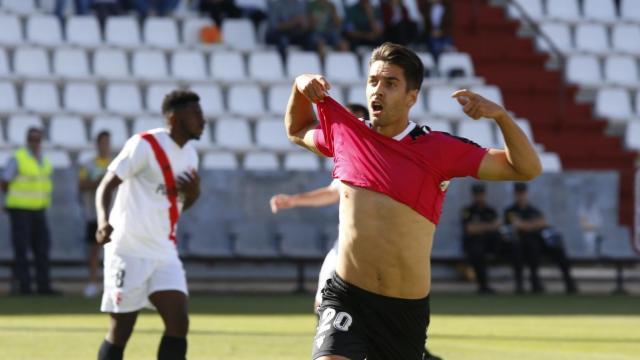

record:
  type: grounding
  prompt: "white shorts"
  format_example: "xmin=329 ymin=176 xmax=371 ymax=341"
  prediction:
xmin=101 ymin=251 xmax=188 ymax=313
xmin=315 ymin=246 xmax=338 ymax=305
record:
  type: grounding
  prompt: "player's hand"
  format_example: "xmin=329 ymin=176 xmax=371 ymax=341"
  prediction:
xmin=452 ymin=89 xmax=507 ymax=120
xmin=270 ymin=194 xmax=295 ymax=213
xmin=295 ymin=74 xmax=331 ymax=103
xmin=96 ymin=222 xmax=113 ymax=245
xmin=176 ymin=169 xmax=200 ymax=199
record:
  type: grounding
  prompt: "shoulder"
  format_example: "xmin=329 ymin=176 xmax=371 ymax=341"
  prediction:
xmin=432 ymin=131 xmax=483 ymax=148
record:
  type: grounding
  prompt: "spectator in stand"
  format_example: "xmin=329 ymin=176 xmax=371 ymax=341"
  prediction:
xmin=130 ymin=0 xmax=180 ymax=17
xmin=381 ymin=0 xmax=418 ymax=45
xmin=199 ymin=0 xmax=266 ymax=30
xmin=504 ymin=182 xmax=578 ymax=294
xmin=307 ymin=0 xmax=350 ymax=58
xmin=55 ymin=0 xmax=91 ymax=18
xmin=265 ymin=0 xmax=311 ymax=60
xmin=55 ymin=0 xmax=122 ymax=26
xmin=417 ymin=0 xmax=454 ymax=61
xmin=343 ymin=0 xmax=384 ymax=50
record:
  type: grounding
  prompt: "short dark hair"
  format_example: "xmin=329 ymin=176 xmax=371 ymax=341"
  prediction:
xmin=346 ymin=103 xmax=369 ymax=120
xmin=26 ymin=127 xmax=43 ymax=138
xmin=369 ymin=42 xmax=424 ymax=91
xmin=161 ymin=90 xmax=200 ymax=115
xmin=514 ymin=182 xmax=528 ymax=193
xmin=96 ymin=130 xmax=110 ymax=142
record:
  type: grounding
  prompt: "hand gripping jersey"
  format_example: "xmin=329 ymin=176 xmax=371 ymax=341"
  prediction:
xmin=314 ymin=97 xmax=488 ymax=224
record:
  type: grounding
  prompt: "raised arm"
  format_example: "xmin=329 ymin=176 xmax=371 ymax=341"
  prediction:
xmin=95 ymin=171 xmax=122 ymax=245
xmin=285 ymin=74 xmax=331 ymax=155
xmin=270 ymin=184 xmax=340 ymax=214
xmin=452 ymin=90 xmax=542 ymax=181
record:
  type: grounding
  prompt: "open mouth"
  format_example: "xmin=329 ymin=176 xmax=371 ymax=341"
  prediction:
xmin=371 ymin=101 xmax=383 ymax=114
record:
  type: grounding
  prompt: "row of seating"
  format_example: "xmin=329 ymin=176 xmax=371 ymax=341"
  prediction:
xmin=594 ymin=88 xmax=640 ymax=122
xmin=0 ymin=80 xmax=503 ymax=119
xmin=566 ymin=54 xmax=640 ymax=88
xmin=536 ymin=22 xmax=640 ymax=54
xmin=0 ymin=46 xmax=475 ymax=83
xmin=510 ymin=0 xmax=640 ymax=23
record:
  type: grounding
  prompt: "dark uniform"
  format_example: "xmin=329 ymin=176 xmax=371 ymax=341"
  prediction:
xmin=462 ymin=202 xmax=524 ymax=293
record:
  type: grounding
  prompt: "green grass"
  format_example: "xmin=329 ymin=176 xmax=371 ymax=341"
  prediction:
xmin=0 ymin=294 xmax=638 ymax=359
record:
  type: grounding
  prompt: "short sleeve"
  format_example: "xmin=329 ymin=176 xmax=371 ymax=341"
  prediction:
xmin=107 ymin=135 xmax=149 ymax=180
xmin=313 ymin=126 xmax=334 ymax=157
xmin=438 ymin=132 xmax=488 ymax=179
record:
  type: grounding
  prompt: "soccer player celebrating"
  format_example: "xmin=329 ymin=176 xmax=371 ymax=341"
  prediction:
xmin=95 ymin=91 xmax=205 ymax=360
xmin=285 ymin=42 xmax=541 ymax=359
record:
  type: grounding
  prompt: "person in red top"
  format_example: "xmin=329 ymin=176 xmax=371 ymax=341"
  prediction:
xmin=285 ymin=42 xmax=541 ymax=360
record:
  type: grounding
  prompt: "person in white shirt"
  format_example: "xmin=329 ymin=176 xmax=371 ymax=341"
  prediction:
xmin=95 ymin=90 xmax=204 ymax=360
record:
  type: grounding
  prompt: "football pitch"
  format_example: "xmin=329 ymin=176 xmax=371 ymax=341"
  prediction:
xmin=0 ymin=293 xmax=638 ymax=359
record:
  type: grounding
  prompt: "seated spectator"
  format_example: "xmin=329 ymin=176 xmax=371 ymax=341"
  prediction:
xmin=417 ymin=0 xmax=454 ymax=60
xmin=55 ymin=0 xmax=122 ymax=25
xmin=504 ymin=183 xmax=578 ymax=294
xmin=55 ymin=0 xmax=92 ymax=18
xmin=578 ymin=191 xmax=604 ymax=256
xmin=307 ymin=0 xmax=350 ymax=58
xmin=461 ymin=183 xmax=524 ymax=294
xmin=343 ymin=0 xmax=384 ymax=50
xmin=130 ymin=0 xmax=179 ymax=17
xmin=199 ymin=0 xmax=266 ymax=30
xmin=381 ymin=0 xmax=418 ymax=45
xmin=265 ymin=0 xmax=311 ymax=60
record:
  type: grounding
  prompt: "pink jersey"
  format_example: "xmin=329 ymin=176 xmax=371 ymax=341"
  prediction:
xmin=314 ymin=97 xmax=488 ymax=224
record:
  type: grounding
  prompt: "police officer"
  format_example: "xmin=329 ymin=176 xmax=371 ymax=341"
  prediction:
xmin=504 ymin=182 xmax=577 ymax=294
xmin=1 ymin=127 xmax=57 ymax=295
xmin=461 ymin=182 xmax=524 ymax=294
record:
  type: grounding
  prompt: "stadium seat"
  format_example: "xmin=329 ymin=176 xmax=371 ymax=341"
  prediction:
xmin=346 ymin=84 xmax=367 ymax=108
xmin=146 ymin=83 xmax=178 ymax=114
xmin=132 ymin=116 xmax=164 ymax=134
xmin=539 ymin=152 xmax=562 ymax=173
xmin=66 ymin=16 xmax=101 ymax=47
xmin=283 ymin=153 xmax=320 ymax=171
xmin=624 ymin=122 xmax=640 ymax=150
xmin=457 ymin=121 xmax=496 ymax=148
xmin=210 ymin=52 xmax=247 ymax=82
xmin=604 ymin=55 xmax=639 ymax=87
xmin=132 ymin=50 xmax=168 ymax=80
xmin=189 ymin=84 xmax=224 ymax=116
xmin=214 ymin=118 xmax=253 ymax=150
xmin=620 ymin=0 xmax=640 ymax=22
xmin=286 ymin=51 xmax=322 ymax=79
xmin=409 ymin=91 xmax=427 ymax=118
xmin=14 ymin=47 xmax=50 ymax=78
xmin=415 ymin=51 xmax=436 ymax=77
xmin=420 ymin=119 xmax=453 ymax=133
xmin=221 ymin=18 xmax=256 ymax=51
xmin=582 ymin=0 xmax=617 ymax=22
xmin=612 ymin=24 xmax=640 ymax=55
xmin=190 ymin=123 xmax=213 ymax=150
xmin=325 ymin=52 xmax=361 ymax=83
xmin=91 ymin=116 xmax=129 ymax=148
xmin=105 ymin=16 xmax=141 ymax=48
xmin=105 ymin=83 xmax=143 ymax=115
xmin=64 ymin=82 xmax=102 ymax=115
xmin=2 ymin=0 xmax=36 ymax=14
xmin=44 ymin=150 xmax=71 ymax=168
xmin=53 ymin=48 xmax=90 ymax=79
xmin=0 ymin=14 xmax=23 ymax=46
xmin=93 ymin=49 xmax=129 ymax=80
xmin=0 ymin=82 xmax=18 ymax=113
xmin=507 ymin=0 xmax=544 ymax=20
xmin=545 ymin=0 xmax=580 ymax=22
xmin=276 ymin=222 xmax=324 ymax=258
xmin=26 ymin=15 xmax=62 ymax=46
xmin=182 ymin=17 xmax=213 ymax=45
xmin=7 ymin=114 xmax=44 ymax=145
xmin=143 ymin=17 xmax=179 ymax=49
xmin=243 ymin=152 xmax=279 ymax=171
xmin=255 ymin=118 xmax=293 ymax=151
xmin=0 ymin=49 xmax=7 ymax=78
xmin=171 ymin=51 xmax=207 ymax=81
xmin=575 ymin=24 xmax=609 ymax=54
xmin=227 ymin=84 xmax=265 ymax=117
xmin=23 ymin=81 xmax=59 ymax=114
xmin=537 ymin=22 xmax=572 ymax=53
xmin=471 ymin=85 xmax=503 ymax=106
xmin=427 ymin=85 xmax=465 ymax=119
xmin=202 ymin=152 xmax=239 ymax=170
xmin=565 ymin=54 xmax=601 ymax=86
xmin=248 ymin=51 xmax=285 ymax=82
xmin=49 ymin=115 xmax=87 ymax=149
xmin=438 ymin=52 xmax=475 ymax=78
xmin=594 ymin=88 xmax=633 ymax=122
xmin=636 ymin=91 xmax=640 ymax=115
xmin=231 ymin=221 xmax=278 ymax=257
xmin=267 ymin=84 xmax=291 ymax=115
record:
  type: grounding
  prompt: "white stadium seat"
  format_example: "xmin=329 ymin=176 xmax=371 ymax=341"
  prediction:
xmin=53 ymin=48 xmax=90 ymax=79
xmin=132 ymin=116 xmax=164 ymax=134
xmin=227 ymin=84 xmax=265 ymax=117
xmin=625 ymin=122 xmax=640 ymax=150
xmin=267 ymin=84 xmax=292 ymax=115
xmin=105 ymin=16 xmax=141 ymax=47
xmin=0 ymin=49 xmax=8 ymax=77
xmin=143 ymin=17 xmax=179 ymax=49
xmin=457 ymin=121 xmax=496 ymax=148
xmin=94 ymin=49 xmax=129 ymax=80
xmin=182 ymin=17 xmax=213 ymax=45
xmin=537 ymin=22 xmax=572 ymax=53
xmin=565 ymin=55 xmax=601 ymax=86
xmin=255 ymin=118 xmax=293 ymax=151
xmin=171 ymin=51 xmax=207 ymax=81
xmin=132 ymin=50 xmax=168 ymax=80
xmin=604 ymin=55 xmax=639 ymax=87
xmin=215 ymin=118 xmax=253 ymax=150
xmin=326 ymin=52 xmax=361 ymax=83
xmin=620 ymin=0 xmax=640 ymax=22
xmin=575 ymin=24 xmax=609 ymax=54
xmin=190 ymin=123 xmax=213 ymax=150
xmin=66 ymin=16 xmax=101 ymax=47
xmin=0 ymin=82 xmax=19 ymax=113
xmin=439 ymin=52 xmax=475 ymax=78
xmin=612 ymin=24 xmax=640 ymax=55
xmin=595 ymin=88 xmax=633 ymax=122
xmin=14 ymin=47 xmax=50 ymax=78
xmin=636 ymin=91 xmax=640 ymax=115
xmin=283 ymin=153 xmax=320 ymax=171
xmin=202 ymin=152 xmax=239 ymax=170
xmin=210 ymin=52 xmax=247 ymax=82
xmin=7 ymin=115 xmax=44 ymax=145
xmin=409 ymin=92 xmax=427 ymax=118
xmin=23 ymin=81 xmax=59 ymax=113
xmin=471 ymin=85 xmax=503 ymax=106
xmin=26 ymin=15 xmax=62 ymax=46
xmin=415 ymin=51 xmax=436 ymax=77
xmin=221 ymin=18 xmax=256 ymax=51
xmin=244 ymin=152 xmax=279 ymax=170
xmin=189 ymin=84 xmax=224 ymax=116
xmin=44 ymin=150 xmax=71 ymax=169
xmin=2 ymin=0 xmax=36 ymax=14
xmin=286 ymin=51 xmax=322 ymax=79
xmin=146 ymin=83 xmax=179 ymax=114
xmin=0 ymin=14 xmax=23 ymax=46
xmin=545 ymin=0 xmax=580 ymax=22
xmin=49 ymin=115 xmax=87 ymax=149
xmin=346 ymin=85 xmax=366 ymax=108
xmin=248 ymin=51 xmax=284 ymax=82
xmin=91 ymin=116 xmax=129 ymax=148
xmin=64 ymin=82 xmax=102 ymax=115
xmin=427 ymin=86 xmax=465 ymax=119
xmin=539 ymin=152 xmax=562 ymax=173
xmin=582 ymin=0 xmax=617 ymax=22
xmin=105 ymin=83 xmax=143 ymax=115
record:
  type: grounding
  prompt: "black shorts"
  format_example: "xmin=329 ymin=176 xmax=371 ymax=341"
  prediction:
xmin=312 ymin=272 xmax=430 ymax=360
xmin=86 ymin=220 xmax=98 ymax=244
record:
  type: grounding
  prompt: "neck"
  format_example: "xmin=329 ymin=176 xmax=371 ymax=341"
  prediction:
xmin=371 ymin=117 xmax=409 ymax=138
xmin=169 ymin=128 xmax=189 ymax=147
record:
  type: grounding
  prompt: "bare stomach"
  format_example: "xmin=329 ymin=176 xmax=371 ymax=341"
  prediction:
xmin=335 ymin=183 xmax=435 ymax=299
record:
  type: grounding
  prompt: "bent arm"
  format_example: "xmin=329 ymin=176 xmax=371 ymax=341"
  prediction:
xmin=285 ymin=75 xmax=332 ymax=155
xmin=95 ymin=171 xmax=121 ymax=228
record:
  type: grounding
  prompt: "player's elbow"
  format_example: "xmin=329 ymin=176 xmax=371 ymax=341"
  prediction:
xmin=518 ymin=160 xmax=542 ymax=180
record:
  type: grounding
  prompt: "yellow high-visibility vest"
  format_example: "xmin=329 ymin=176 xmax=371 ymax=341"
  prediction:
xmin=5 ymin=148 xmax=53 ymax=210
